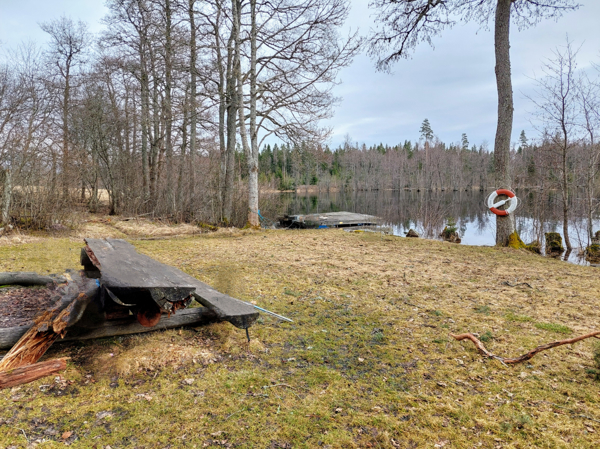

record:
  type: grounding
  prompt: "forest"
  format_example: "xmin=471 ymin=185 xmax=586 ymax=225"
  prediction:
xmin=0 ymin=0 xmax=598 ymax=250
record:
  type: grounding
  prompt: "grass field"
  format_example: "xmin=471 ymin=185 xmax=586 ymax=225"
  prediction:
xmin=0 ymin=227 xmax=599 ymax=448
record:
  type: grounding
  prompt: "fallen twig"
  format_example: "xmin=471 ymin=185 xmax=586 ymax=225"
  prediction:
xmin=450 ymin=331 xmax=600 ymax=365
xmin=502 ymin=281 xmax=533 ymax=289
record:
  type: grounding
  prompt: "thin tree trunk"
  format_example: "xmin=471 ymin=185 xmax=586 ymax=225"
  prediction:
xmin=562 ymin=143 xmax=571 ymax=250
xmin=247 ymin=0 xmax=260 ymax=227
xmin=223 ymin=0 xmax=239 ymax=224
xmin=1 ymin=168 xmax=12 ymax=225
xmin=62 ymin=66 xmax=71 ymax=200
xmin=164 ymin=0 xmax=174 ymax=214
xmin=140 ymin=57 xmax=151 ymax=202
xmin=188 ymin=0 xmax=198 ymax=203
xmin=493 ymin=0 xmax=516 ymax=246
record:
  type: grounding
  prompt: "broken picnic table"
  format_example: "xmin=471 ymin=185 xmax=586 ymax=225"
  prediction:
xmin=0 ymin=238 xmax=263 ymax=387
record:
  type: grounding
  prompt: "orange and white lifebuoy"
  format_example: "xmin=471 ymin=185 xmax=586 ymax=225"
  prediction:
xmin=487 ymin=189 xmax=518 ymax=216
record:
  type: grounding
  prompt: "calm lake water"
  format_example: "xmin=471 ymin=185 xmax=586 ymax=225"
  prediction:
xmin=275 ymin=189 xmax=600 ymax=265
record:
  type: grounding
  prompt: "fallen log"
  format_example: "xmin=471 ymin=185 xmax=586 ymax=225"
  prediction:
xmin=0 ymin=272 xmax=99 ymax=371
xmin=0 ymin=306 xmax=219 ymax=350
xmin=0 ymin=272 xmax=66 ymax=286
xmin=451 ymin=331 xmax=600 ymax=365
xmin=0 ymin=358 xmax=67 ymax=389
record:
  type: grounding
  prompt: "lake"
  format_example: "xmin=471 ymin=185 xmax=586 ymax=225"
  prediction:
xmin=273 ymin=188 xmax=600 ymax=265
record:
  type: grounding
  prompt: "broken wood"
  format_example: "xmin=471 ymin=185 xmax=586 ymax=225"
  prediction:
xmin=0 ymin=272 xmax=99 ymax=371
xmin=0 ymin=358 xmax=67 ymax=389
xmin=84 ymin=239 xmax=258 ymax=329
xmin=1 ymin=307 xmax=219 ymax=350
xmin=451 ymin=330 xmax=600 ymax=365
xmin=0 ymin=272 xmax=66 ymax=286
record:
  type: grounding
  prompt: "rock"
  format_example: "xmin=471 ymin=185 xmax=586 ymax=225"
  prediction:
xmin=406 ymin=229 xmax=419 ymax=238
xmin=545 ymin=232 xmax=564 ymax=254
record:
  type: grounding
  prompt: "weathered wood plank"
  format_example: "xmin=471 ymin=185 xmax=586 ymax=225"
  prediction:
xmin=0 ymin=307 xmax=219 ymax=350
xmin=187 ymin=281 xmax=259 ymax=329
xmin=0 ymin=358 xmax=67 ymax=389
xmin=84 ymin=238 xmax=195 ymax=311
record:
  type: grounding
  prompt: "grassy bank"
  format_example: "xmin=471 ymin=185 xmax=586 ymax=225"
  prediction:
xmin=1 ymin=229 xmax=599 ymax=448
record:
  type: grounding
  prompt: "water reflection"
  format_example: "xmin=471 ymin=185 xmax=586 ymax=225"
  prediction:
xmin=273 ymin=189 xmax=600 ymax=265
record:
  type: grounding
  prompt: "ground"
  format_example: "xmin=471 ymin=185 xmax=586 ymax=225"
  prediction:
xmin=0 ymin=224 xmax=599 ymax=448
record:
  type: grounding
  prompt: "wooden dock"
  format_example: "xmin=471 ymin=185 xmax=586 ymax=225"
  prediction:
xmin=279 ymin=211 xmax=381 ymax=228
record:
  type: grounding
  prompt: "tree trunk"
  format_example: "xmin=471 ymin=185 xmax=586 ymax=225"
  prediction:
xmin=248 ymin=0 xmax=260 ymax=227
xmin=164 ymin=0 xmax=174 ymax=214
xmin=1 ymin=167 xmax=12 ymax=225
xmin=562 ymin=143 xmax=571 ymax=250
xmin=493 ymin=0 xmax=516 ymax=246
xmin=140 ymin=56 xmax=151 ymax=202
xmin=62 ymin=65 xmax=71 ymax=200
xmin=222 ymin=0 xmax=239 ymax=224
xmin=188 ymin=0 xmax=198 ymax=205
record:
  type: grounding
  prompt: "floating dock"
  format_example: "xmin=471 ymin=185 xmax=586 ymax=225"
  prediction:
xmin=279 ymin=211 xmax=381 ymax=229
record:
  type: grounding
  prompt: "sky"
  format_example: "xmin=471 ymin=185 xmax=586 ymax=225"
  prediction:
xmin=1 ymin=0 xmax=599 ymax=149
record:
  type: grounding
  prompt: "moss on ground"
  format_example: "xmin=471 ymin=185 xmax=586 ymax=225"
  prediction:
xmin=1 ymin=229 xmax=600 ymax=448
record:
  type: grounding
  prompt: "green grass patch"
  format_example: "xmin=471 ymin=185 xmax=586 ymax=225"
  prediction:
xmin=479 ymin=331 xmax=494 ymax=342
xmin=475 ymin=305 xmax=491 ymax=315
xmin=534 ymin=322 xmax=573 ymax=334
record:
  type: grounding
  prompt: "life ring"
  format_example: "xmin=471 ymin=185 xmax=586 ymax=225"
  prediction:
xmin=487 ymin=189 xmax=518 ymax=216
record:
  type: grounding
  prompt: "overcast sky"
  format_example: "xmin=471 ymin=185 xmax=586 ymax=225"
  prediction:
xmin=1 ymin=0 xmax=599 ymax=149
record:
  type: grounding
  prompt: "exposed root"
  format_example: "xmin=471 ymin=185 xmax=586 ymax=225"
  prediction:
xmin=451 ymin=331 xmax=600 ymax=365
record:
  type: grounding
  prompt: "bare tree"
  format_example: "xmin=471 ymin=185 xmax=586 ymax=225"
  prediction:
xmin=530 ymin=40 xmax=580 ymax=251
xmin=368 ymin=0 xmax=580 ymax=245
xmin=40 ymin=16 xmax=90 ymax=200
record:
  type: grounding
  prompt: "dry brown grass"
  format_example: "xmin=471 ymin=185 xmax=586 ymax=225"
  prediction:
xmin=1 ymin=229 xmax=599 ymax=448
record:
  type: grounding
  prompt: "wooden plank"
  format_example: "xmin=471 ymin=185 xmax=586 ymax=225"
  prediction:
xmin=0 ymin=358 xmax=67 ymax=390
xmin=84 ymin=238 xmax=196 ymax=310
xmin=187 ymin=280 xmax=259 ymax=329
xmin=0 ymin=307 xmax=219 ymax=350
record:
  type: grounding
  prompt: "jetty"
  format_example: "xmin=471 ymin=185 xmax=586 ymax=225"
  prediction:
xmin=279 ymin=211 xmax=381 ymax=229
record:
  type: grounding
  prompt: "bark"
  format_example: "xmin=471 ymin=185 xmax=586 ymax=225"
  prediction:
xmin=493 ymin=0 xmax=516 ymax=246
xmin=0 ymin=358 xmax=67 ymax=390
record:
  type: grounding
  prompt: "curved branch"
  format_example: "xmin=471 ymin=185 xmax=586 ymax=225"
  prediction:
xmin=451 ymin=331 xmax=600 ymax=365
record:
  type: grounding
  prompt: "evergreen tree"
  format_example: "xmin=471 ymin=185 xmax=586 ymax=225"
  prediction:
xmin=419 ymin=118 xmax=434 ymax=142
xmin=461 ymin=133 xmax=469 ymax=151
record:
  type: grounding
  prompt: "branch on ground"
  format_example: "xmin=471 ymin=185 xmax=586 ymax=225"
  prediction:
xmin=451 ymin=331 xmax=600 ymax=365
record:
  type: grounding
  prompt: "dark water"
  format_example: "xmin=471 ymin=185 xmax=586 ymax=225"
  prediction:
xmin=273 ymin=189 xmax=600 ymax=265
